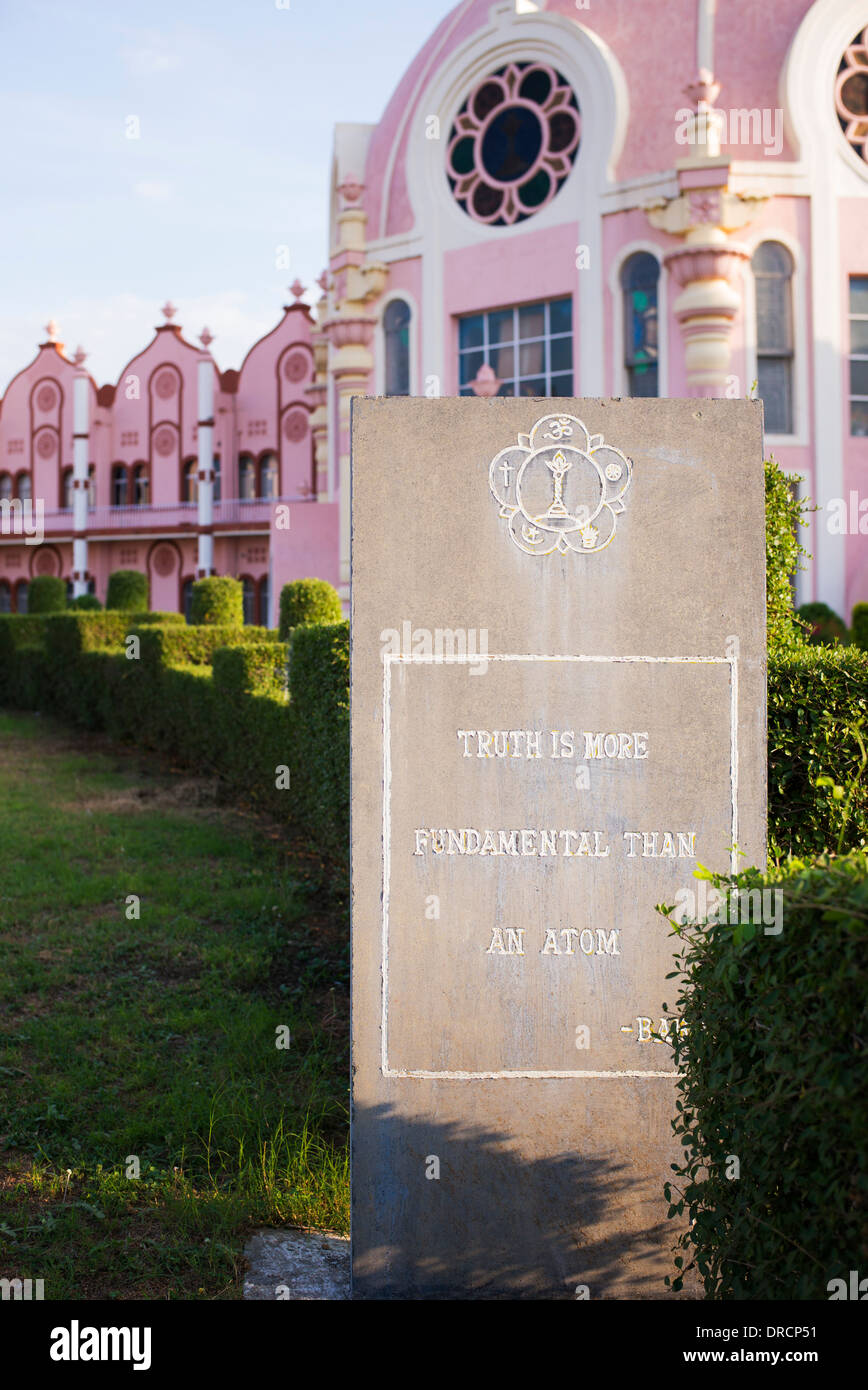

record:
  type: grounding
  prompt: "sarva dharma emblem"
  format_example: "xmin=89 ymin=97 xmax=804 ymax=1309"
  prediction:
xmin=488 ymin=413 xmax=633 ymax=556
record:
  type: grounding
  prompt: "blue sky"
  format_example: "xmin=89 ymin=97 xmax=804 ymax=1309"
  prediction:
xmin=0 ymin=0 xmax=457 ymax=390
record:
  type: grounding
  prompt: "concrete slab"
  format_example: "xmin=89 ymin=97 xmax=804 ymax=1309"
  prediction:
xmin=242 ymin=1228 xmax=350 ymax=1300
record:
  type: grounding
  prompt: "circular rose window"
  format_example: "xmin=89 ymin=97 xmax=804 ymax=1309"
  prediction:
xmin=447 ymin=62 xmax=580 ymax=225
xmin=283 ymin=408 xmax=308 ymax=443
xmin=36 ymin=384 xmax=57 ymax=412
xmin=837 ymin=28 xmax=868 ymax=164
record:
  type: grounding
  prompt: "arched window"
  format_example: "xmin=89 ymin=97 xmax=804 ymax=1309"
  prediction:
xmin=183 ymin=460 xmax=198 ymax=504
xmin=242 ymin=576 xmax=256 ymax=625
xmin=16 ymin=472 xmax=32 ymax=502
xmin=239 ymin=455 xmax=256 ymax=500
xmin=753 ymin=242 xmax=794 ymax=435
xmin=14 ymin=580 xmax=28 ymax=613
xmin=0 ymin=581 xmax=10 ymax=613
xmin=213 ymin=456 xmax=221 ymax=504
xmin=259 ymin=453 xmax=278 ymax=500
xmin=133 ymin=464 xmax=149 ymax=506
xmin=0 ymin=473 xmax=12 ymax=502
xmin=112 ymin=464 xmax=128 ymax=506
xmin=62 ymin=469 xmax=73 ymax=508
xmin=384 ymin=299 xmax=411 ymax=396
xmin=182 ymin=577 xmax=194 ymax=624
xmin=259 ymin=574 xmax=270 ymax=628
xmin=620 ymin=253 xmax=660 ymax=397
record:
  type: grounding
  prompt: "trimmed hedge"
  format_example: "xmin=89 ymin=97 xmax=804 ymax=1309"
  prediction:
xmin=134 ymin=623 xmax=277 ymax=670
xmin=191 ymin=576 xmax=243 ymax=626
xmin=765 ymin=459 xmax=809 ymax=654
xmin=279 ymin=578 xmax=343 ymax=640
xmin=852 ymin=602 xmax=868 ymax=653
xmin=0 ymin=610 xmax=345 ymax=862
xmin=660 ymin=854 xmax=867 ymax=1299
xmin=768 ymin=645 xmax=868 ymax=859
xmin=288 ymin=622 xmax=349 ymax=858
xmin=68 ymin=593 xmax=103 ymax=611
xmin=796 ymin=600 xmax=849 ymax=647
xmin=28 ymin=575 xmax=66 ymax=613
xmin=106 ymin=569 xmax=148 ymax=611
xmin=212 ymin=642 xmax=288 ymax=701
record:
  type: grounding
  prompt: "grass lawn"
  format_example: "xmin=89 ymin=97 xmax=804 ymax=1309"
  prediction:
xmin=0 ymin=710 xmax=349 ymax=1300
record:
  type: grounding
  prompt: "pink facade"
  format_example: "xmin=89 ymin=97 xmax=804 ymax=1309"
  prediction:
xmin=2 ymin=0 xmax=867 ymax=621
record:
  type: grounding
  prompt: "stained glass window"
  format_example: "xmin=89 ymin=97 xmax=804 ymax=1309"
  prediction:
xmin=620 ymin=253 xmax=660 ymax=398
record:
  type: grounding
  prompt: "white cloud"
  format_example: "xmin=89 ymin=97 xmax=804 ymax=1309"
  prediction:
xmin=133 ymin=180 xmax=172 ymax=201
xmin=119 ymin=31 xmax=182 ymax=78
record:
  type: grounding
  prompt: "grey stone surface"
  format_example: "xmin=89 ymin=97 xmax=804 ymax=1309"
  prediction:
xmin=350 ymin=397 xmax=766 ymax=1299
xmin=242 ymin=1228 xmax=349 ymax=1300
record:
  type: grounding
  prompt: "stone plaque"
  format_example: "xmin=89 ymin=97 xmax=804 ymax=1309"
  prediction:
xmin=351 ymin=397 xmax=766 ymax=1300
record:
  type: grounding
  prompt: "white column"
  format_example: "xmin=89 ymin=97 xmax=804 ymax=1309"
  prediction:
xmin=197 ymin=354 xmax=215 ymax=578
xmin=72 ymin=370 xmax=90 ymax=597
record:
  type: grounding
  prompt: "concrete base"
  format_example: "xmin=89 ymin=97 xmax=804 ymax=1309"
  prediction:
xmin=242 ymin=1228 xmax=350 ymax=1300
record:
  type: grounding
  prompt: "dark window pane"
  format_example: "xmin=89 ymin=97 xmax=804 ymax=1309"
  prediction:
xmin=551 ymin=374 xmax=573 ymax=396
xmin=850 ymin=277 xmax=868 ymax=316
xmin=550 ymin=298 xmax=572 ymax=335
xmin=183 ymin=579 xmax=194 ymax=624
xmin=550 ymin=337 xmax=572 ymax=372
xmin=260 ymin=577 xmax=269 ymax=628
xmin=459 ymin=350 xmax=484 ymax=385
xmin=627 ymin=363 xmax=659 ymax=398
xmin=242 ymin=578 xmax=255 ymax=625
xmin=851 ymin=319 xmax=868 ymax=354
xmin=384 ymin=299 xmax=411 ymax=396
xmin=752 ymin=242 xmax=793 ymax=276
xmin=518 ymin=377 xmax=546 ymax=396
xmin=620 ymin=252 xmax=659 ymax=292
xmin=518 ymin=304 xmax=545 ymax=339
xmin=0 ymin=585 xmax=10 ymax=613
xmin=481 ymin=105 xmax=543 ymax=183
xmin=497 ymin=382 xmax=515 ymax=397
xmin=757 ymin=357 xmax=793 ymax=434
xmin=489 ymin=345 xmax=514 ymax=379
xmin=851 ymin=401 xmax=868 ymax=437
xmin=489 ymin=309 xmax=513 ymax=344
xmin=519 ymin=341 xmax=545 ymax=376
xmin=850 ymin=359 xmax=868 ymax=397
xmin=15 ymin=581 xmax=28 ymax=614
xmin=756 ymin=278 xmax=792 ymax=351
xmin=459 ymin=315 xmax=484 ymax=351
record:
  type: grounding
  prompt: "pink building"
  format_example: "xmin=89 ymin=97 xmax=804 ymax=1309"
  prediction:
xmin=2 ymin=0 xmax=867 ymax=620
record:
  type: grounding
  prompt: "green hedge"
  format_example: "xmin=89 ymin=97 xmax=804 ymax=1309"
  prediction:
xmin=212 ymin=642 xmax=288 ymax=701
xmin=768 ymin=645 xmax=868 ymax=859
xmin=288 ymin=622 xmax=349 ymax=858
xmin=28 ymin=575 xmax=66 ymax=613
xmin=852 ymin=603 xmax=868 ymax=653
xmin=191 ymin=576 xmax=243 ymax=626
xmin=106 ymin=569 xmax=149 ymax=611
xmin=660 ymin=854 xmax=867 ymax=1299
xmin=134 ymin=623 xmax=277 ymax=670
xmin=68 ymin=593 xmax=103 ymax=611
xmin=279 ymin=578 xmax=343 ymax=640
xmin=796 ymin=601 xmax=849 ymax=647
xmin=0 ymin=610 xmax=344 ymax=862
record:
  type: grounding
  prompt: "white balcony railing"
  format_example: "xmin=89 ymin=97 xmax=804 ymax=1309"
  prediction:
xmin=40 ymin=497 xmax=307 ymax=532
